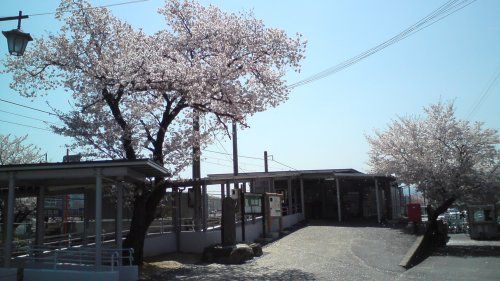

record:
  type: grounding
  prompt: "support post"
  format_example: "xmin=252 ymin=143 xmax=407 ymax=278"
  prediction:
xmin=240 ymin=191 xmax=245 ymax=242
xmin=300 ymin=179 xmax=305 ymax=217
xmin=35 ymin=186 xmax=46 ymax=247
xmin=232 ymin=121 xmax=238 ymax=176
xmin=95 ymin=169 xmax=103 ymax=270
xmin=3 ymin=173 xmax=15 ymax=267
xmin=173 ymin=187 xmax=180 ymax=252
xmin=115 ymin=183 xmax=123 ymax=255
xmin=220 ymin=185 xmax=224 ymax=244
xmin=336 ymin=178 xmax=341 ymax=223
xmin=193 ymin=185 xmax=201 ymax=231
xmin=264 ymin=151 xmax=268 ymax=173
xmin=226 ymin=181 xmax=230 ymax=198
xmin=287 ymin=178 xmax=292 ymax=215
xmin=375 ymin=178 xmax=381 ymax=223
xmin=83 ymin=189 xmax=90 ymax=246
xmin=192 ymin=111 xmax=202 ymax=232
xmin=202 ymin=184 xmax=208 ymax=232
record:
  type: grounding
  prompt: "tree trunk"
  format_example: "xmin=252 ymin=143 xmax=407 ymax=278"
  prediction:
xmin=425 ymin=196 xmax=456 ymax=247
xmin=122 ymin=193 xmax=147 ymax=264
xmin=122 ymin=180 xmax=167 ymax=265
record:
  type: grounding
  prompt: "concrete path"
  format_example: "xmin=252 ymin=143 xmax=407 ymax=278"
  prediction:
xmin=143 ymin=222 xmax=500 ymax=280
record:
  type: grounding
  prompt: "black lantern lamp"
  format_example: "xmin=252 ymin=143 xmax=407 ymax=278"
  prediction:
xmin=1 ymin=11 xmax=32 ymax=56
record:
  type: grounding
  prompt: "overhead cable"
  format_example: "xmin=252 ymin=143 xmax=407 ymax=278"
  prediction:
xmin=287 ymin=0 xmax=477 ymax=89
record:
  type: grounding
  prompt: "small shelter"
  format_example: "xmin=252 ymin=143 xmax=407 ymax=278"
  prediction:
xmin=207 ymin=169 xmax=402 ymax=223
xmin=0 ymin=159 xmax=169 ymax=281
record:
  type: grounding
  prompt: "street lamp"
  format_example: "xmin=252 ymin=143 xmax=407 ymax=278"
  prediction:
xmin=1 ymin=11 xmax=32 ymax=56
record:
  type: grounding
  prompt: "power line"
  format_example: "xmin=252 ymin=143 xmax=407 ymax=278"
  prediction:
xmin=203 ymin=148 xmax=297 ymax=171
xmin=203 ymin=155 xmax=263 ymax=168
xmin=0 ymin=98 xmax=55 ymax=115
xmin=467 ymin=68 xmax=500 ymax=119
xmin=204 ymin=149 xmax=263 ymax=161
xmin=270 ymin=158 xmax=298 ymax=171
xmin=209 ymin=134 xmax=249 ymax=172
xmin=287 ymin=0 xmax=477 ymax=89
xmin=0 ymin=109 xmax=61 ymax=126
xmin=26 ymin=0 xmax=151 ymax=17
xmin=0 ymin=119 xmax=52 ymax=132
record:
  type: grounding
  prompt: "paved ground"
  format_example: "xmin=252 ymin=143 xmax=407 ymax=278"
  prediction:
xmin=142 ymin=222 xmax=500 ymax=281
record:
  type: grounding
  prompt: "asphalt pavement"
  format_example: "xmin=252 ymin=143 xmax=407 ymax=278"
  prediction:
xmin=143 ymin=222 xmax=500 ymax=280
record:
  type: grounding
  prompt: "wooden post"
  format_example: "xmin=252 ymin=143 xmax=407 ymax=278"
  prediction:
xmin=336 ymin=178 xmax=341 ymax=223
xmin=202 ymin=184 xmax=208 ymax=232
xmin=287 ymin=178 xmax=293 ymax=215
xmin=95 ymin=169 xmax=103 ymax=270
xmin=116 ymin=183 xmax=123 ymax=254
xmin=264 ymin=151 xmax=268 ymax=173
xmin=3 ymin=173 xmax=15 ymax=267
xmin=300 ymin=179 xmax=305 ymax=217
xmin=35 ymin=186 xmax=46 ymax=247
xmin=375 ymin=178 xmax=381 ymax=223
xmin=240 ymin=191 xmax=245 ymax=242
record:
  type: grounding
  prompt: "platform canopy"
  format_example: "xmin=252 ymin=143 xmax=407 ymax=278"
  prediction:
xmin=0 ymin=158 xmax=170 ymax=270
xmin=0 ymin=159 xmax=170 ymax=195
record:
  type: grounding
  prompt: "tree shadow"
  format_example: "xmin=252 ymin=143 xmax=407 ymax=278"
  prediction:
xmin=141 ymin=263 xmax=316 ymax=281
xmin=433 ymin=245 xmax=500 ymax=258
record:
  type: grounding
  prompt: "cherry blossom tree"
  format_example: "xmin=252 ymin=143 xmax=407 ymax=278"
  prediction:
xmin=0 ymin=134 xmax=44 ymax=236
xmin=367 ymin=102 xmax=499 ymax=241
xmin=3 ymin=0 xmax=305 ymax=262
xmin=0 ymin=134 xmax=43 ymax=165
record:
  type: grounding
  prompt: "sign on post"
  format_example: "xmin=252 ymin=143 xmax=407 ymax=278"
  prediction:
xmin=244 ymin=193 xmax=263 ymax=214
xmin=268 ymin=194 xmax=282 ymax=217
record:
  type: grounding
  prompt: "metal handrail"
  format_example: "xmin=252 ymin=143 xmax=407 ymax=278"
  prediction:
xmin=15 ymin=245 xmax=134 ymax=270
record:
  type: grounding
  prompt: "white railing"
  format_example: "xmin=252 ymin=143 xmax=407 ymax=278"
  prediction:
xmin=18 ymin=245 xmax=134 ymax=270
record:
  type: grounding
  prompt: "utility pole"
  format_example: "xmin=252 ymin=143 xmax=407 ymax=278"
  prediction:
xmin=264 ymin=151 xmax=268 ymax=173
xmin=232 ymin=121 xmax=238 ymax=176
xmin=232 ymin=120 xmax=246 ymax=241
xmin=192 ymin=111 xmax=201 ymax=231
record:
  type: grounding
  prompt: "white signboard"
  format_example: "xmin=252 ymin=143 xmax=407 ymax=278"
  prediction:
xmin=268 ymin=195 xmax=282 ymax=217
xmin=244 ymin=194 xmax=262 ymax=214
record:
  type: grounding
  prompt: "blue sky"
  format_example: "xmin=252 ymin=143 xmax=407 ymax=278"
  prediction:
xmin=0 ymin=0 xmax=498 ymax=178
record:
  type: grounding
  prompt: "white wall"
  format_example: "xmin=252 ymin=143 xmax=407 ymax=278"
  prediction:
xmin=143 ymin=233 xmax=177 ymax=258
xmin=23 ymin=268 xmax=118 ymax=281
xmin=143 ymin=213 xmax=305 ymax=256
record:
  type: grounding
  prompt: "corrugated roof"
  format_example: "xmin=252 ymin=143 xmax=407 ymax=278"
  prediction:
xmin=206 ymin=168 xmax=363 ymax=182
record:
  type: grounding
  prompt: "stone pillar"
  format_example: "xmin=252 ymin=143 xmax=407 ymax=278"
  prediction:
xmin=222 ymin=197 xmax=236 ymax=246
xmin=336 ymin=178 xmax=341 ymax=223
xmin=95 ymin=169 xmax=103 ymax=270
xmin=3 ymin=172 xmax=15 ymax=267
xmin=35 ymin=186 xmax=46 ymax=246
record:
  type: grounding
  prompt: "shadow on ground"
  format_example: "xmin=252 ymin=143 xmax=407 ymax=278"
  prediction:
xmin=433 ymin=245 xmax=500 ymax=257
xmin=141 ymin=263 xmax=316 ymax=281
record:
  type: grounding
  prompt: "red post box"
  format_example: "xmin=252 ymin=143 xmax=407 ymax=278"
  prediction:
xmin=407 ymin=203 xmax=422 ymax=223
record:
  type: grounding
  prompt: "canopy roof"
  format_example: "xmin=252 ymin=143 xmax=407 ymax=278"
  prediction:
xmin=206 ymin=168 xmax=394 ymax=183
xmin=0 ymin=159 xmax=170 ymax=193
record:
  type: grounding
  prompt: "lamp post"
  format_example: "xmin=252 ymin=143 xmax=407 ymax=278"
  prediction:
xmin=1 ymin=11 xmax=32 ymax=56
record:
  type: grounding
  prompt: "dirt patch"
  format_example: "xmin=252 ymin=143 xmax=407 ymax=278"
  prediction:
xmin=140 ymin=253 xmax=202 ymax=281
